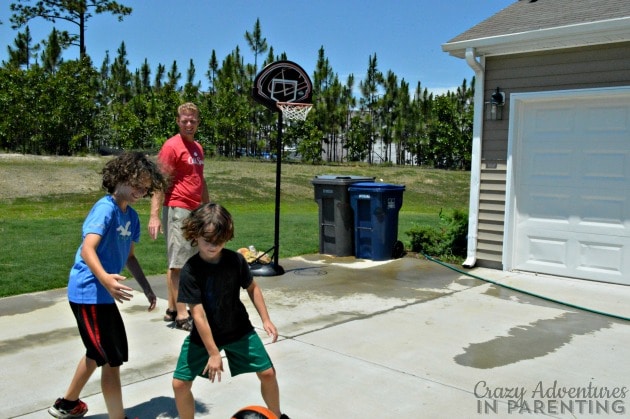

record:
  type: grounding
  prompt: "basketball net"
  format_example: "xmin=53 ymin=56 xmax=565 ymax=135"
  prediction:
xmin=276 ymin=102 xmax=313 ymax=121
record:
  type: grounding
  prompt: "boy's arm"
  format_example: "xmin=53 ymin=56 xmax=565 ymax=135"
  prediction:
xmin=246 ymin=280 xmax=278 ymax=343
xmin=189 ymin=303 xmax=224 ymax=382
xmin=125 ymin=242 xmax=157 ymax=311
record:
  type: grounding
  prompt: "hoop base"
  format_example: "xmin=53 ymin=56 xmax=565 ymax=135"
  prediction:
xmin=249 ymin=262 xmax=285 ymax=277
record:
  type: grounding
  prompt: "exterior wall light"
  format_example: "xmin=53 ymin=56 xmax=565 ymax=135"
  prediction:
xmin=485 ymin=87 xmax=505 ymax=120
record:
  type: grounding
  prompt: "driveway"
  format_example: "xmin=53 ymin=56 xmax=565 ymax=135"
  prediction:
xmin=3 ymin=254 xmax=629 ymax=418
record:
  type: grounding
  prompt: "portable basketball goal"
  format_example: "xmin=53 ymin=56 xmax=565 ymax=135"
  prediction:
xmin=251 ymin=61 xmax=313 ymax=276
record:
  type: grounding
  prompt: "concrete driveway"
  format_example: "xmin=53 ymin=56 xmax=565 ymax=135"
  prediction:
xmin=2 ymin=254 xmax=629 ymax=418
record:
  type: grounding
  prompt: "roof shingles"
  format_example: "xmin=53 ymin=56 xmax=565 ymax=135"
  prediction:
xmin=447 ymin=0 xmax=630 ymax=43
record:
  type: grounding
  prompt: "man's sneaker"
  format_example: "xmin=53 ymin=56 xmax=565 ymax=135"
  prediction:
xmin=48 ymin=397 xmax=88 ymax=418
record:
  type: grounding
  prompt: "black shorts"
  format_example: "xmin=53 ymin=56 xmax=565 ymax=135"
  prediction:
xmin=70 ymin=302 xmax=128 ymax=367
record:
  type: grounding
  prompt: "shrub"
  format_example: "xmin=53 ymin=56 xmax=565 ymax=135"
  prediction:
xmin=407 ymin=209 xmax=468 ymax=262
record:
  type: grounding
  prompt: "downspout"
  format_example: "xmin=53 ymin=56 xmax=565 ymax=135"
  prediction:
xmin=462 ymin=48 xmax=484 ymax=268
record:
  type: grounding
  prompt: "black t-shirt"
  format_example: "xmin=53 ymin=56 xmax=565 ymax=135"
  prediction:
xmin=178 ymin=249 xmax=254 ymax=347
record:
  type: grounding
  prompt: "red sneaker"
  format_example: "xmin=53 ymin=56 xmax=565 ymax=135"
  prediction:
xmin=48 ymin=397 xmax=88 ymax=418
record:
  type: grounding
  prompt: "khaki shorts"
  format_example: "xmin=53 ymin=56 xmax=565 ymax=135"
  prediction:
xmin=162 ymin=206 xmax=197 ymax=269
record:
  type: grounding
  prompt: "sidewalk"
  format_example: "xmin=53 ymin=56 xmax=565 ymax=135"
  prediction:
xmin=3 ymin=254 xmax=630 ymax=418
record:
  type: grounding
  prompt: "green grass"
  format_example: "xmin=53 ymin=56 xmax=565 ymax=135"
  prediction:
xmin=0 ymin=157 xmax=470 ymax=297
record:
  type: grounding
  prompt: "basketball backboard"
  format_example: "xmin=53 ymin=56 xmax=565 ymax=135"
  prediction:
xmin=252 ymin=60 xmax=313 ymax=111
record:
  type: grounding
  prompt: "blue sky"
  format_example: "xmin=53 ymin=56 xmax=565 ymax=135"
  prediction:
xmin=1 ymin=0 xmax=514 ymax=94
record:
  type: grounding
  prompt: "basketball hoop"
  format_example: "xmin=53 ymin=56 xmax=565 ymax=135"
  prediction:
xmin=251 ymin=61 xmax=314 ymax=276
xmin=276 ymin=102 xmax=313 ymax=121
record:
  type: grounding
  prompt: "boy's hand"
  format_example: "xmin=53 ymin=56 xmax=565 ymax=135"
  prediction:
xmin=104 ymin=274 xmax=134 ymax=303
xmin=263 ymin=320 xmax=278 ymax=343
xmin=144 ymin=289 xmax=157 ymax=311
xmin=203 ymin=355 xmax=224 ymax=383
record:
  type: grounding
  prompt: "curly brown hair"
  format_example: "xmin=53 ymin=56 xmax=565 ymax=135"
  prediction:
xmin=182 ymin=203 xmax=234 ymax=246
xmin=101 ymin=152 xmax=167 ymax=196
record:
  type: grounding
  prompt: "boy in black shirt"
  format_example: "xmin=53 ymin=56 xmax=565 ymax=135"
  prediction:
xmin=172 ymin=203 xmax=289 ymax=419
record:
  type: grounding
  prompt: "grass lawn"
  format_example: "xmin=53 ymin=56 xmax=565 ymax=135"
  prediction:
xmin=0 ymin=155 xmax=470 ymax=297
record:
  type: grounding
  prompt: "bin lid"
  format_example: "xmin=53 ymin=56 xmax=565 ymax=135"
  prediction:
xmin=348 ymin=182 xmax=405 ymax=192
xmin=311 ymin=175 xmax=375 ymax=185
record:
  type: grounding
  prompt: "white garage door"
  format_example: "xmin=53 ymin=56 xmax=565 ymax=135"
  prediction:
xmin=506 ymin=87 xmax=630 ymax=285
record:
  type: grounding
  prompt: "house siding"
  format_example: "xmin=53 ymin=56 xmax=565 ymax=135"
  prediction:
xmin=475 ymin=41 xmax=630 ymax=268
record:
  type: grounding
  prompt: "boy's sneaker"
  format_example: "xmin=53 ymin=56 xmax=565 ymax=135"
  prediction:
xmin=48 ymin=397 xmax=88 ymax=418
xmin=280 ymin=414 xmax=291 ymax=419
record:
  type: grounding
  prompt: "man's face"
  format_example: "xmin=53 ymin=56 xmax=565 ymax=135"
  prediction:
xmin=177 ymin=111 xmax=199 ymax=138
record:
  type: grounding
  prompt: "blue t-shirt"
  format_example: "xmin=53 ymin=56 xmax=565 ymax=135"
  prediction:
xmin=67 ymin=195 xmax=140 ymax=304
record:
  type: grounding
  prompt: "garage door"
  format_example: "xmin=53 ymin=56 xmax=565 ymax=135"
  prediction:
xmin=506 ymin=87 xmax=630 ymax=285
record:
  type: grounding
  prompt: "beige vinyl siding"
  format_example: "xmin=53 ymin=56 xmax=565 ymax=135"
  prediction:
xmin=476 ymin=162 xmax=506 ymax=268
xmin=475 ymin=41 xmax=630 ymax=267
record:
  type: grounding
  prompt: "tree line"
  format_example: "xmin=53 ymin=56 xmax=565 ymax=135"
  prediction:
xmin=1 ymin=1 xmax=474 ymax=168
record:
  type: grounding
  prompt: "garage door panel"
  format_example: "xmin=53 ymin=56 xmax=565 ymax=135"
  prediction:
xmin=530 ymin=106 xmax=575 ymax=133
xmin=528 ymin=150 xmax=573 ymax=181
xmin=582 ymin=104 xmax=630 ymax=133
xmin=519 ymin=184 xmax=629 ymax=230
xmin=514 ymin=230 xmax=628 ymax=283
xmin=515 ymin=231 xmax=569 ymax=268
xmin=580 ymin=195 xmax=628 ymax=229
xmin=523 ymin=152 xmax=609 ymax=188
xmin=509 ymin=88 xmax=630 ymax=285
xmin=518 ymin=189 xmax=571 ymax=221
xmin=577 ymin=238 xmax=625 ymax=276
xmin=582 ymin=151 xmax=628 ymax=183
xmin=523 ymin=147 xmax=629 ymax=188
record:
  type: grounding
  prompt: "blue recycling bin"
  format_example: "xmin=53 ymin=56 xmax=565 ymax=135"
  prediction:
xmin=312 ymin=175 xmax=375 ymax=256
xmin=349 ymin=182 xmax=405 ymax=261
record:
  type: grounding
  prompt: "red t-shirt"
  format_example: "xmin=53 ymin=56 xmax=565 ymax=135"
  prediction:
xmin=158 ymin=134 xmax=205 ymax=211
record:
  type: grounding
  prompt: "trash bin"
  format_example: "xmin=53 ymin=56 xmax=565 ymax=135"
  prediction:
xmin=349 ymin=182 xmax=405 ymax=261
xmin=311 ymin=175 xmax=375 ymax=256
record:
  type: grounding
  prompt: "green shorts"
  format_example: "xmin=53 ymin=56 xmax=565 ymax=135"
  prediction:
xmin=173 ymin=331 xmax=273 ymax=381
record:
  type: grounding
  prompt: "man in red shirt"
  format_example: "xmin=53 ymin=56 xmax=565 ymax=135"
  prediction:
xmin=149 ymin=102 xmax=210 ymax=331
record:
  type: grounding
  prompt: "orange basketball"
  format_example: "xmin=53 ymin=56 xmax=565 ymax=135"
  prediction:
xmin=231 ymin=405 xmax=278 ymax=419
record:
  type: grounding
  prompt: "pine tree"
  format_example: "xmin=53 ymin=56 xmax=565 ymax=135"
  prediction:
xmin=5 ymin=26 xmax=38 ymax=68
xmin=40 ymin=27 xmax=69 ymax=73
xmin=10 ymin=0 xmax=132 ymax=58
xmin=244 ymin=18 xmax=268 ymax=75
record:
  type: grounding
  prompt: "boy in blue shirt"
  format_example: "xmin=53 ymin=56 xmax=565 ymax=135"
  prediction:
xmin=49 ymin=152 xmax=166 ymax=419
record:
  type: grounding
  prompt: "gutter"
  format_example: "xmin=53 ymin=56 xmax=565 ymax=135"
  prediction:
xmin=462 ymin=48 xmax=484 ymax=269
xmin=442 ymin=18 xmax=630 ymax=59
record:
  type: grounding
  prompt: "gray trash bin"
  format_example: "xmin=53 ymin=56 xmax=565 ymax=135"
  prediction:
xmin=311 ymin=175 xmax=374 ymax=256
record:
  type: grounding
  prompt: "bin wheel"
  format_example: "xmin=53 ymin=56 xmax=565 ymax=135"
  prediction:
xmin=392 ymin=240 xmax=405 ymax=259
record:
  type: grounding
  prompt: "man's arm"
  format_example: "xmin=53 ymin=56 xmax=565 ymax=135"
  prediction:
xmin=148 ymin=190 xmax=163 ymax=240
xmin=201 ymin=177 xmax=210 ymax=204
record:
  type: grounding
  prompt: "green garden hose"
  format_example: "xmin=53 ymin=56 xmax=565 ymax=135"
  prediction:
xmin=422 ymin=253 xmax=630 ymax=322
